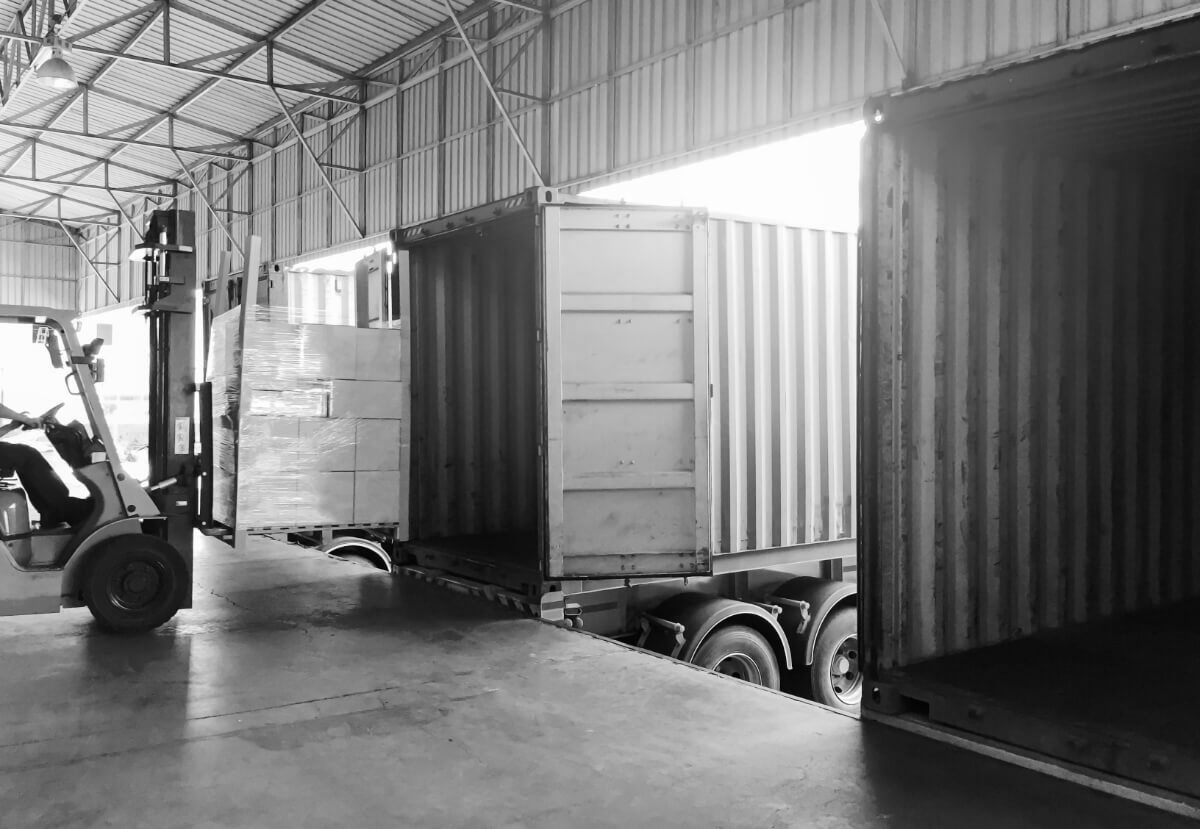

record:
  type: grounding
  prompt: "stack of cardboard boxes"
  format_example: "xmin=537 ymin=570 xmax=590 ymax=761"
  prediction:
xmin=209 ymin=308 xmax=409 ymax=532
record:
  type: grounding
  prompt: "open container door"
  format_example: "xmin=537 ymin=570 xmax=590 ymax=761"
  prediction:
xmin=542 ymin=198 xmax=712 ymax=579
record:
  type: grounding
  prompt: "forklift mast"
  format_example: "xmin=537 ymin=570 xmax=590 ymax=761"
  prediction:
xmin=136 ymin=210 xmax=198 ymax=558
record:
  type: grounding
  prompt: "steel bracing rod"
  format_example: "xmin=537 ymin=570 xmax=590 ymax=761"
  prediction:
xmin=2 ymin=29 xmax=360 ymax=104
xmin=869 ymin=0 xmax=909 ymax=81
xmin=203 ymin=160 xmax=250 ymax=208
xmin=269 ymin=86 xmax=364 ymax=238
xmin=441 ymin=0 xmax=544 ymax=186
xmin=170 ymin=147 xmax=240 ymax=251
xmin=105 ymin=187 xmax=141 ymax=236
xmin=55 ymin=214 xmax=118 ymax=301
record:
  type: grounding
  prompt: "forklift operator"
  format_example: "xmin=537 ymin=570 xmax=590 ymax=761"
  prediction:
xmin=0 ymin=402 xmax=91 ymax=527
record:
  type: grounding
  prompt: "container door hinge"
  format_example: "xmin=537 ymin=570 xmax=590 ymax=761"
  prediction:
xmin=535 ymin=329 xmax=542 ymax=342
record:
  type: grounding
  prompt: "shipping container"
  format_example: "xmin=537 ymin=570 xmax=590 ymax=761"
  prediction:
xmin=392 ymin=189 xmax=861 ymax=708
xmin=860 ymin=17 xmax=1200 ymax=805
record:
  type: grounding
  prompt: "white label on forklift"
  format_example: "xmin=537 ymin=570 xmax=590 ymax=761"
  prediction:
xmin=174 ymin=417 xmax=191 ymax=455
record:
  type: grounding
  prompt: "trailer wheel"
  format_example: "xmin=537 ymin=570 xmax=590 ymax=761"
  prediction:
xmin=320 ymin=536 xmax=391 ymax=572
xmin=692 ymin=625 xmax=781 ymax=690
xmin=809 ymin=607 xmax=861 ymax=711
xmin=83 ymin=536 xmax=187 ymax=633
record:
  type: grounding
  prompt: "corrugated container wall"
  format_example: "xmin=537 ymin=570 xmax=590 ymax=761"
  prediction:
xmin=709 ymin=221 xmax=855 ymax=556
xmin=0 ymin=219 xmax=78 ymax=309
xmin=408 ymin=214 xmax=541 ymax=542
xmin=860 ymin=123 xmax=1200 ymax=673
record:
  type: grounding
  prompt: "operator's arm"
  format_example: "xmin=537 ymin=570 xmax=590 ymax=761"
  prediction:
xmin=0 ymin=403 xmax=40 ymax=428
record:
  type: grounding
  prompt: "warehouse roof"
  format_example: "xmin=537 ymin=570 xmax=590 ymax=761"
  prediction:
xmin=0 ymin=0 xmax=523 ymax=224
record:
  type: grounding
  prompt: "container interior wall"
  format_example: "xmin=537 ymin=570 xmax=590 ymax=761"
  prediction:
xmin=862 ymin=122 xmax=1200 ymax=673
xmin=409 ymin=216 xmax=540 ymax=547
xmin=709 ymin=219 xmax=856 ymax=555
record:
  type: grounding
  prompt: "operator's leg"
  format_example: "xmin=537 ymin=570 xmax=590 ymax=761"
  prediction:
xmin=0 ymin=441 xmax=68 ymax=516
xmin=0 ymin=442 xmax=90 ymax=525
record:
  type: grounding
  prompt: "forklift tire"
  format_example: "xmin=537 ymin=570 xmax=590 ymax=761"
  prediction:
xmin=692 ymin=625 xmax=781 ymax=690
xmin=83 ymin=536 xmax=187 ymax=633
xmin=808 ymin=607 xmax=861 ymax=712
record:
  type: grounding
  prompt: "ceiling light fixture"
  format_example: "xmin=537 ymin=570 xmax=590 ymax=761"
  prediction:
xmin=35 ymin=12 xmax=76 ymax=92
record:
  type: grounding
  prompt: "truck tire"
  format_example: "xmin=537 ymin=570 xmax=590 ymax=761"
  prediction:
xmin=692 ymin=625 xmax=781 ymax=690
xmin=83 ymin=535 xmax=187 ymax=633
xmin=809 ymin=607 xmax=861 ymax=711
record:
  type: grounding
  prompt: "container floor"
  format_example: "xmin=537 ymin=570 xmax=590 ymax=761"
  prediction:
xmin=889 ymin=600 xmax=1200 ymax=799
xmin=0 ymin=534 xmax=1191 ymax=828
xmin=404 ymin=533 xmax=541 ymax=593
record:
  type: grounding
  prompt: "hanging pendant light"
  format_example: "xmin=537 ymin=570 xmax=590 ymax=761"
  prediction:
xmin=36 ymin=12 xmax=76 ymax=92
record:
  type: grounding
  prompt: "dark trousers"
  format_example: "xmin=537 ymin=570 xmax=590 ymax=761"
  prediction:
xmin=0 ymin=441 xmax=71 ymax=519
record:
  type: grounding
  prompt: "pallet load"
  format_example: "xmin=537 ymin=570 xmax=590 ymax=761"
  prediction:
xmin=208 ymin=306 xmax=410 ymax=536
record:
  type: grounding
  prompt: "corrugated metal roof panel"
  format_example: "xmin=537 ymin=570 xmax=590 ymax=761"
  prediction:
xmin=284 ymin=0 xmax=472 ymax=75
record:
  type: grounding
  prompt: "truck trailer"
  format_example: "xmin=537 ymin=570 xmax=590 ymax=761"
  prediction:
xmin=389 ymin=188 xmax=861 ymax=709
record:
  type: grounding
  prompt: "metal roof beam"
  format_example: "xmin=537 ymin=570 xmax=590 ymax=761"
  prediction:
xmin=0 ymin=209 xmax=115 ymax=226
xmin=0 ymin=127 xmax=178 ymax=184
xmin=23 ymin=0 xmax=345 ymax=226
xmin=0 ymin=3 xmax=164 ymax=174
xmin=0 ymin=119 xmax=245 ymax=159
xmin=3 ymin=29 xmax=361 ymax=104
xmin=0 ymin=171 xmax=168 ymax=196
xmin=243 ymin=1 xmax=535 ymax=144
xmin=491 ymin=0 xmax=540 ymax=11
xmin=68 ymin=1 xmax=156 ymax=45
xmin=97 ymin=0 xmax=349 ymax=174
xmin=170 ymin=1 xmax=369 ymax=86
xmin=358 ymin=0 xmax=506 ymax=77
xmin=4 ymin=176 xmax=126 ymax=213
xmin=86 ymin=85 xmax=255 ymax=145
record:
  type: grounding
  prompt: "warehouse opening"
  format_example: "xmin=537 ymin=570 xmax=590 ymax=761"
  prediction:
xmin=583 ymin=122 xmax=864 ymax=231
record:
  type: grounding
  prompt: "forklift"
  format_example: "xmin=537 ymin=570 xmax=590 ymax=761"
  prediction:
xmin=0 ymin=210 xmax=200 ymax=632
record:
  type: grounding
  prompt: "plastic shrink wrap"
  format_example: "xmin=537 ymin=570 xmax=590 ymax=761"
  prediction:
xmin=207 ymin=306 xmax=409 ymax=532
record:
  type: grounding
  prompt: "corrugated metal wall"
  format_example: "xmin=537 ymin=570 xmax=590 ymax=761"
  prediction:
xmin=861 ymin=124 xmax=1200 ymax=671
xmin=0 ymin=219 xmax=78 ymax=309
xmin=408 ymin=214 xmax=541 ymax=540
xmin=78 ymin=0 xmax=1200 ymax=314
xmin=710 ymin=220 xmax=855 ymax=555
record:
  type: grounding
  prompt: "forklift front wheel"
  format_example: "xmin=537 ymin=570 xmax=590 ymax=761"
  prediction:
xmin=83 ymin=536 xmax=187 ymax=633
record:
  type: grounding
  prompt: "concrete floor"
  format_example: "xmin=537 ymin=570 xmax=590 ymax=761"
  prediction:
xmin=0 ymin=536 xmax=1190 ymax=829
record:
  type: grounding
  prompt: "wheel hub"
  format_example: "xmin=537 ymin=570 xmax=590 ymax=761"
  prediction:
xmin=829 ymin=634 xmax=862 ymax=705
xmin=108 ymin=560 xmax=164 ymax=611
xmin=714 ymin=653 xmax=762 ymax=685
